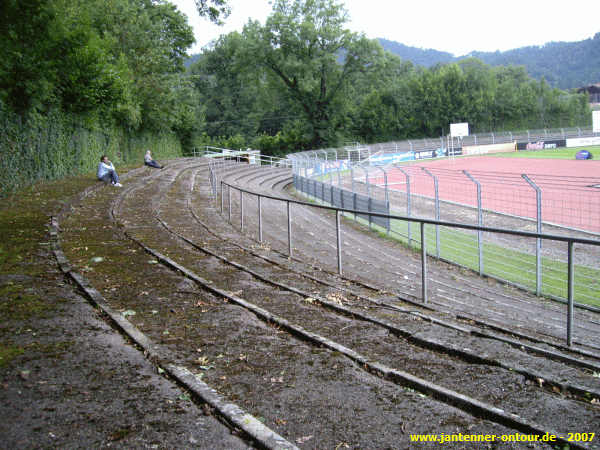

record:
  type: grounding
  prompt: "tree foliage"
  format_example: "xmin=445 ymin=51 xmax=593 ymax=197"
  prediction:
xmin=189 ymin=0 xmax=590 ymax=152
xmin=380 ymin=34 xmax=600 ymax=90
xmin=240 ymin=0 xmax=383 ymax=147
xmin=194 ymin=0 xmax=231 ymax=24
xmin=2 ymin=0 xmax=588 ymax=160
xmin=0 ymin=0 xmax=197 ymax=139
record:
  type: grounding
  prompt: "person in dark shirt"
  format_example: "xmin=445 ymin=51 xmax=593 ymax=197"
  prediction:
xmin=144 ymin=150 xmax=163 ymax=169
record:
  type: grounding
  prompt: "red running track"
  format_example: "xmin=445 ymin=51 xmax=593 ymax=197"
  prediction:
xmin=379 ymin=157 xmax=600 ymax=233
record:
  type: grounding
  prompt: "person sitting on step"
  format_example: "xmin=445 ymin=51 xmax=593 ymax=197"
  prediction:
xmin=144 ymin=150 xmax=163 ymax=169
xmin=97 ymin=155 xmax=122 ymax=187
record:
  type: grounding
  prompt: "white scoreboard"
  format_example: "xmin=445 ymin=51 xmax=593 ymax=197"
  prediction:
xmin=450 ymin=122 xmax=469 ymax=137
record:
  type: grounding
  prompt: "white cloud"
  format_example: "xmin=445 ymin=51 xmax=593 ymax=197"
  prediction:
xmin=172 ymin=0 xmax=272 ymax=52
xmin=171 ymin=0 xmax=599 ymax=56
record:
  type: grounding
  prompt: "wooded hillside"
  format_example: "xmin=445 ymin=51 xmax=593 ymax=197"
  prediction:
xmin=379 ymin=33 xmax=600 ymax=90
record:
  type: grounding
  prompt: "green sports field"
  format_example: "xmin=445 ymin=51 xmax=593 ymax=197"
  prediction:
xmin=492 ymin=145 xmax=600 ymax=159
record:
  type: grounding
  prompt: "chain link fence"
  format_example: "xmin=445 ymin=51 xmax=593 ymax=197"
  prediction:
xmin=286 ymin=126 xmax=600 ymax=307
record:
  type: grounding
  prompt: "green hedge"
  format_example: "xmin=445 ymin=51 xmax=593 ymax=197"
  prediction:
xmin=0 ymin=105 xmax=182 ymax=195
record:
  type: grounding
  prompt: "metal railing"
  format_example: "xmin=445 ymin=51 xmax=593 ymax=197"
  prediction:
xmin=282 ymin=126 xmax=600 ymax=307
xmin=195 ymin=147 xmax=293 ymax=168
xmin=215 ymin=172 xmax=600 ymax=346
xmin=288 ymin=126 xmax=598 ymax=163
xmin=290 ymin=162 xmax=600 ymax=305
xmin=207 ymin=153 xmax=292 ymax=200
xmin=202 ymin=128 xmax=600 ymax=304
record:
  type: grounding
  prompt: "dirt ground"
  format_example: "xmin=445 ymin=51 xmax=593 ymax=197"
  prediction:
xmin=0 ymin=169 xmax=252 ymax=449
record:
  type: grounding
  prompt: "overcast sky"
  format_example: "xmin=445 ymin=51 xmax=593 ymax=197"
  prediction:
xmin=171 ymin=0 xmax=599 ymax=56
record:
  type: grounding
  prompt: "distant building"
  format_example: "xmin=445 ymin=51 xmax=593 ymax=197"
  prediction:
xmin=577 ymin=83 xmax=600 ymax=105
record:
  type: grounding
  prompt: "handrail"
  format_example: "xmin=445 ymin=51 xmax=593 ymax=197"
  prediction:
xmin=288 ymin=125 xmax=598 ymax=160
xmin=218 ymin=176 xmax=600 ymax=347
xmin=221 ymin=179 xmax=600 ymax=246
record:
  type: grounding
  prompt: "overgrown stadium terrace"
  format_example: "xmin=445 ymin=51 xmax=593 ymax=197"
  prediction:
xmin=51 ymin=152 xmax=600 ymax=448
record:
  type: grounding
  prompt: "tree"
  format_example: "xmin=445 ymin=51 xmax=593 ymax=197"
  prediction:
xmin=349 ymin=52 xmax=416 ymax=141
xmin=0 ymin=0 xmax=128 ymax=115
xmin=190 ymin=33 xmax=267 ymax=139
xmin=0 ymin=0 xmax=195 ymax=134
xmin=242 ymin=0 xmax=383 ymax=147
xmin=194 ymin=0 xmax=231 ymax=24
xmin=80 ymin=0 xmax=195 ymax=130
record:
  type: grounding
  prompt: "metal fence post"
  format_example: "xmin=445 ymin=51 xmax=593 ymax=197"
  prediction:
xmin=336 ymin=210 xmax=343 ymax=275
xmin=228 ymin=184 xmax=232 ymax=223
xmin=220 ymin=181 xmax=224 ymax=214
xmin=421 ymin=222 xmax=428 ymax=303
xmin=287 ymin=200 xmax=292 ymax=257
xmin=258 ymin=195 xmax=263 ymax=243
xmin=377 ymin=167 xmax=390 ymax=234
xmin=329 ymin=183 xmax=334 ymax=206
xmin=522 ymin=174 xmax=542 ymax=296
xmin=422 ymin=168 xmax=440 ymax=258
xmin=213 ymin=171 xmax=218 ymax=208
xmin=567 ymin=241 xmax=574 ymax=346
xmin=376 ymin=166 xmax=389 ymax=205
xmin=464 ymin=170 xmax=484 ymax=275
xmin=320 ymin=179 xmax=325 ymax=202
xmin=397 ymin=167 xmax=412 ymax=245
xmin=320 ymin=149 xmax=327 ymax=164
xmin=240 ymin=189 xmax=244 ymax=231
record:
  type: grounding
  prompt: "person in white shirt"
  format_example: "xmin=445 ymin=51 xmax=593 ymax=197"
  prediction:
xmin=144 ymin=150 xmax=163 ymax=169
xmin=97 ymin=155 xmax=122 ymax=187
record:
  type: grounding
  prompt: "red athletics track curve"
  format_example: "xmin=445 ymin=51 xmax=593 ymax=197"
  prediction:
xmin=382 ymin=157 xmax=600 ymax=233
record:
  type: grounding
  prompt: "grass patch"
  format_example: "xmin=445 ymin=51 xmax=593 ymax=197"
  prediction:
xmin=0 ymin=284 xmax=54 ymax=320
xmin=0 ymin=344 xmax=24 ymax=368
xmin=0 ymin=174 xmax=102 ymax=321
xmin=27 ymin=341 xmax=73 ymax=358
xmin=0 ymin=341 xmax=74 ymax=368
xmin=349 ymin=212 xmax=600 ymax=307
